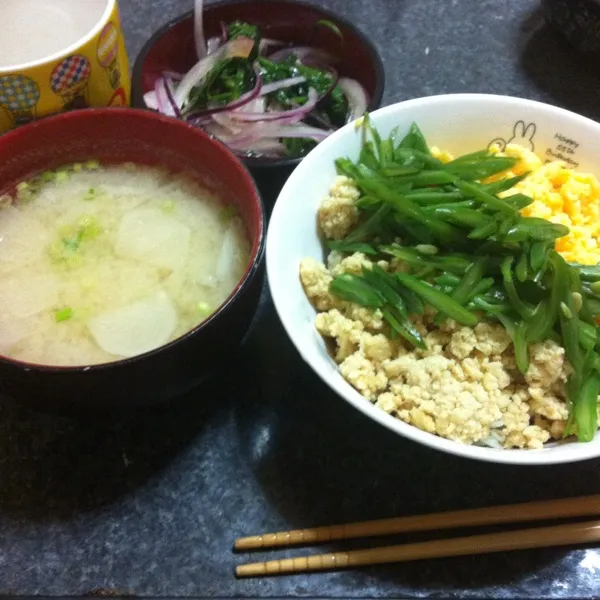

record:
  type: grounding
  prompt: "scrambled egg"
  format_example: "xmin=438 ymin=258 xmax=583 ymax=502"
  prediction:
xmin=299 ymin=157 xmax=600 ymax=449
xmin=434 ymin=143 xmax=600 ymax=265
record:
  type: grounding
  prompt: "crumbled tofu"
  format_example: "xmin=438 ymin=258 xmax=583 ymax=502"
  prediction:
xmin=315 ymin=299 xmax=572 ymax=449
xmin=340 ymin=351 xmax=388 ymax=400
xmin=299 ymin=257 xmax=341 ymax=311
xmin=318 ymin=176 xmax=360 ymax=240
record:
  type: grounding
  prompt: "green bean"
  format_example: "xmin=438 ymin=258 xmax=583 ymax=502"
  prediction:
xmin=558 ymin=264 xmax=583 ymax=379
xmin=469 ymin=297 xmax=510 ymax=314
xmin=335 ymin=157 xmax=360 ymax=179
xmin=396 ymin=272 xmax=478 ymax=326
xmin=451 ymin=259 xmax=486 ymax=305
xmin=381 ymin=308 xmax=426 ymax=349
xmin=329 ymin=274 xmax=384 ymax=307
xmin=327 ymin=240 xmax=379 ymax=255
xmin=498 ymin=216 xmax=518 ymax=237
xmin=434 ymin=259 xmax=486 ymax=324
xmin=359 ymin=142 xmax=379 ymax=171
xmin=586 ymin=297 xmax=600 ymax=315
xmin=356 ymin=195 xmax=382 ymax=209
xmin=421 ymin=200 xmax=477 ymax=210
xmin=572 ymin=263 xmax=600 ymax=282
xmin=468 ymin=220 xmax=498 ymax=240
xmin=501 ymin=256 xmax=534 ymax=318
xmin=403 ymin=191 xmax=466 ymax=204
xmin=392 ymin=148 xmax=444 ymax=169
xmin=481 ymin=173 xmax=530 ymax=195
xmin=496 ymin=313 xmax=518 ymax=339
xmin=454 ymin=180 xmax=519 ymax=216
xmin=356 ymin=162 xmax=380 ymax=179
xmin=516 ymin=253 xmax=529 ymax=282
xmin=578 ymin=321 xmax=599 ymax=352
xmin=526 ymin=300 xmax=550 ymax=343
xmin=362 ymin=114 xmax=382 ymax=161
xmin=362 ymin=265 xmax=426 ymax=348
xmin=363 ymin=265 xmax=405 ymax=310
xmin=445 ymin=157 xmax=519 ymax=181
xmin=574 ymin=371 xmax=600 ymax=442
xmin=389 ymin=171 xmax=459 ymax=186
xmin=469 ymin=277 xmax=495 ymax=299
xmin=444 ymin=149 xmax=490 ymax=164
xmin=379 ymin=139 xmax=394 ymax=166
xmin=381 ymin=245 xmax=472 ymax=274
xmin=529 ymin=241 xmax=548 ymax=272
xmin=345 ymin=203 xmax=392 ymax=242
xmin=504 ymin=218 xmax=569 ymax=243
xmin=514 ymin=321 xmax=530 ymax=374
xmin=434 ymin=273 xmax=461 ymax=287
xmin=500 ymin=193 xmax=534 ymax=210
xmin=406 ymin=122 xmax=431 ymax=155
xmin=380 ymin=166 xmax=421 ymax=177
xmin=425 ymin=206 xmax=492 ymax=229
xmin=398 ymin=286 xmax=425 ymax=315
xmin=358 ymin=179 xmax=463 ymax=243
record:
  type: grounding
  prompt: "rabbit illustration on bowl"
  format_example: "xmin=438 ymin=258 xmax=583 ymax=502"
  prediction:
xmin=489 ymin=120 xmax=537 ymax=152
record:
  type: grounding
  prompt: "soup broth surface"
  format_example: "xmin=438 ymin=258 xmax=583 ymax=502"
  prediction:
xmin=0 ymin=163 xmax=250 ymax=366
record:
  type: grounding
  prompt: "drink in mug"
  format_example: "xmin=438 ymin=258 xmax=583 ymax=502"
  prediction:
xmin=0 ymin=0 xmax=130 ymax=134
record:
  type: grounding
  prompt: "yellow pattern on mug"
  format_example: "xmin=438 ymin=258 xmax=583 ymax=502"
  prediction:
xmin=0 ymin=74 xmax=40 ymax=127
xmin=0 ymin=0 xmax=130 ymax=135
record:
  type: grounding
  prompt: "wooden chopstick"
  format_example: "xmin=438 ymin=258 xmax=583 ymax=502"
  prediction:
xmin=235 ymin=493 xmax=600 ymax=550
xmin=236 ymin=518 xmax=600 ymax=577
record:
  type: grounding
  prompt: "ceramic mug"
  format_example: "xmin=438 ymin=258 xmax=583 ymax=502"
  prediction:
xmin=0 ymin=0 xmax=130 ymax=134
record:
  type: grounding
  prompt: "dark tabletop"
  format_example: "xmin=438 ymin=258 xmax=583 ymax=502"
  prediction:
xmin=3 ymin=0 xmax=600 ymax=598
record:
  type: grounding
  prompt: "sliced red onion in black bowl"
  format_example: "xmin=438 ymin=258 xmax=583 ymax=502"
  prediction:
xmin=259 ymin=76 xmax=306 ymax=96
xmin=231 ymin=87 xmax=318 ymax=122
xmin=184 ymin=72 xmax=263 ymax=119
xmin=337 ymin=76 xmax=369 ymax=121
xmin=142 ymin=0 xmax=370 ymax=159
xmin=267 ymin=45 xmax=339 ymax=65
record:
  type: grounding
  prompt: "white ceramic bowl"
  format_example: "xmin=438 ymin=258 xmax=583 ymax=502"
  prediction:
xmin=267 ymin=93 xmax=600 ymax=465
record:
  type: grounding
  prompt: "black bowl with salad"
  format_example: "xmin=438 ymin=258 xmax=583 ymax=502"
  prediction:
xmin=131 ymin=0 xmax=385 ymax=204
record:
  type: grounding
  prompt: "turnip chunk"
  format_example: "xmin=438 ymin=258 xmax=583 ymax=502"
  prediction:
xmin=0 ymin=207 xmax=51 ymax=266
xmin=87 ymin=291 xmax=177 ymax=358
xmin=115 ymin=207 xmax=191 ymax=272
xmin=215 ymin=224 xmax=237 ymax=283
xmin=0 ymin=273 xmax=59 ymax=317
xmin=0 ymin=314 xmax=38 ymax=353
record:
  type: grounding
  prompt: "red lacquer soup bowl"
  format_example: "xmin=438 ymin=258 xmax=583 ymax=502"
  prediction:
xmin=0 ymin=108 xmax=265 ymax=413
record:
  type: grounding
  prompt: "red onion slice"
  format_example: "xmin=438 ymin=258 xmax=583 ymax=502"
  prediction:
xmin=194 ymin=0 xmax=206 ymax=59
xmin=337 ymin=77 xmax=369 ymax=121
xmin=267 ymin=46 xmax=339 ymax=65
xmin=231 ymin=87 xmax=318 ymax=122
xmin=184 ymin=72 xmax=262 ymax=119
xmin=226 ymin=122 xmax=331 ymax=147
xmin=259 ymin=76 xmax=306 ymax=96
xmin=154 ymin=76 xmax=180 ymax=117
xmin=258 ymin=38 xmax=287 ymax=56
xmin=163 ymin=76 xmax=182 ymax=118
xmin=264 ymin=123 xmax=332 ymax=141
xmin=206 ymin=36 xmax=222 ymax=55
xmin=175 ymin=37 xmax=254 ymax=109
xmin=143 ymin=91 xmax=158 ymax=110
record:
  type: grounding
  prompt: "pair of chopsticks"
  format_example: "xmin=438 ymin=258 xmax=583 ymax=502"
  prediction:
xmin=234 ymin=494 xmax=600 ymax=577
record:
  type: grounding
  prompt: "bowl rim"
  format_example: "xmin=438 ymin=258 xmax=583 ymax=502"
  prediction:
xmin=0 ymin=107 xmax=266 ymax=374
xmin=130 ymin=0 xmax=386 ymax=170
xmin=267 ymin=92 xmax=600 ymax=466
